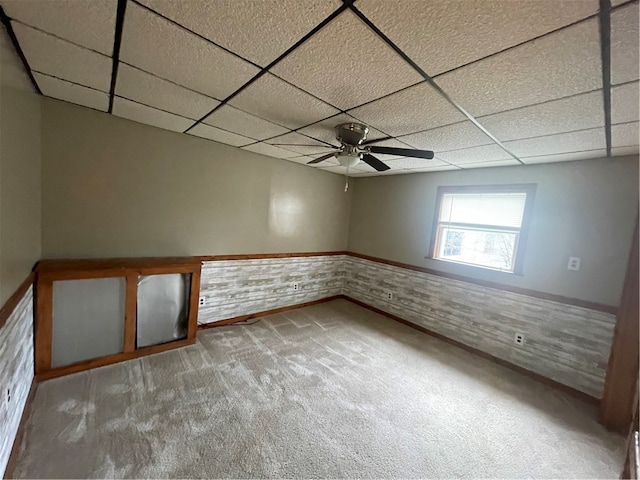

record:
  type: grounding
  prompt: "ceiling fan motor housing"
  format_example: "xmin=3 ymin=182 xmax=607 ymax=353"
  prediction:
xmin=335 ymin=123 xmax=369 ymax=146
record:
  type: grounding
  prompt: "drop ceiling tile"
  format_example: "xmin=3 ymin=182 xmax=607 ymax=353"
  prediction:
xmin=611 ymin=2 xmax=639 ymax=85
xmin=13 ymin=23 xmax=111 ymax=92
xmin=357 ymin=0 xmax=598 ymax=76
xmin=613 ymin=145 xmax=639 ymax=156
xmin=406 ymin=165 xmax=460 ymax=172
xmin=399 ymin=121 xmax=494 ymax=153
xmin=116 ymin=64 xmax=220 ymax=120
xmin=612 ymin=0 xmax=631 ymax=5
xmin=228 ymin=73 xmax=339 ymax=129
xmin=294 ymin=154 xmax=339 ymax=167
xmin=385 ymin=157 xmax=450 ymax=169
xmin=356 ymin=169 xmax=414 ymax=176
xmin=120 ymin=2 xmax=259 ymax=100
xmin=348 ymin=82 xmax=466 ymax=136
xmin=436 ymin=19 xmax=602 ymax=117
xmin=203 ymin=105 xmax=289 ymax=141
xmin=137 ymin=0 xmax=341 ymax=66
xmin=612 ymin=82 xmax=639 ymax=124
xmin=504 ymin=128 xmax=606 ymax=157
xmin=271 ymin=10 xmax=423 ymax=110
xmin=3 ymin=0 xmax=116 ymax=55
xmin=112 ymin=97 xmax=193 ymax=132
xmin=478 ymin=90 xmax=604 ymax=141
xmin=297 ymin=113 xmax=388 ymax=146
xmin=34 ymin=73 xmax=109 ymax=111
xmin=522 ymin=149 xmax=607 ymax=164
xmin=438 ymin=144 xmax=513 ymax=164
xmin=188 ymin=124 xmax=254 ymax=147
xmin=241 ymin=142 xmax=300 ymax=159
xmin=266 ymin=132 xmax=336 ymax=155
xmin=612 ymin=122 xmax=640 ymax=147
xmin=459 ymin=160 xmax=522 ymax=169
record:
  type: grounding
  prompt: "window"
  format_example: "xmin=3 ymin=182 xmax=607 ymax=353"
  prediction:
xmin=429 ymin=185 xmax=536 ymax=274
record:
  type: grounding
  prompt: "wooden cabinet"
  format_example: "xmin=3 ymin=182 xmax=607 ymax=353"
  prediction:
xmin=34 ymin=257 xmax=201 ymax=381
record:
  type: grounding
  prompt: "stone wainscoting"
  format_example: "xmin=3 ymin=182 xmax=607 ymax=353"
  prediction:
xmin=198 ymin=255 xmax=347 ymax=324
xmin=0 ymin=286 xmax=34 ymax=477
xmin=198 ymin=254 xmax=615 ymax=399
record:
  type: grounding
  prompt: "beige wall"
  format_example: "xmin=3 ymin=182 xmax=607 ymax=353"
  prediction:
xmin=41 ymin=99 xmax=351 ymax=259
xmin=347 ymin=156 xmax=639 ymax=306
xmin=0 ymin=33 xmax=42 ymax=305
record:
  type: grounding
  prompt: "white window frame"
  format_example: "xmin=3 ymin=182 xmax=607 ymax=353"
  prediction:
xmin=428 ymin=184 xmax=536 ymax=274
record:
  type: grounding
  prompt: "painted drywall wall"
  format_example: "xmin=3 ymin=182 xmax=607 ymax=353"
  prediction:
xmin=0 ymin=32 xmax=41 ymax=306
xmin=40 ymin=99 xmax=351 ymax=259
xmin=347 ymin=157 xmax=639 ymax=306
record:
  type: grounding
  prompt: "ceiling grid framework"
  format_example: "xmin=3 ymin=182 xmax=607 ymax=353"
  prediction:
xmin=0 ymin=0 xmax=637 ymax=177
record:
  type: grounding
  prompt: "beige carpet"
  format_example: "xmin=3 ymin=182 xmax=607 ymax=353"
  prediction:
xmin=12 ymin=299 xmax=624 ymax=478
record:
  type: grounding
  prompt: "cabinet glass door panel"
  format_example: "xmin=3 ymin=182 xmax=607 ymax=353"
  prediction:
xmin=136 ymin=273 xmax=190 ymax=348
xmin=52 ymin=277 xmax=126 ymax=367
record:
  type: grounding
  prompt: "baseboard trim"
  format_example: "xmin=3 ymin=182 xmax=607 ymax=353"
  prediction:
xmin=340 ymin=295 xmax=600 ymax=406
xmin=3 ymin=378 xmax=37 ymax=480
xmin=197 ymin=295 xmax=343 ymax=329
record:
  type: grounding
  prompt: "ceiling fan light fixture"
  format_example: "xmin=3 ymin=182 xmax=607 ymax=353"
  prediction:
xmin=337 ymin=152 xmax=361 ymax=168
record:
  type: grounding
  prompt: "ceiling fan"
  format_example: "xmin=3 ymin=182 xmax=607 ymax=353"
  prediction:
xmin=272 ymin=122 xmax=435 ymax=172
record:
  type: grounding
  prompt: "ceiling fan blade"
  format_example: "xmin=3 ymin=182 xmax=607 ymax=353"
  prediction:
xmin=360 ymin=136 xmax=394 ymax=146
xmin=361 ymin=153 xmax=390 ymax=171
xmin=369 ymin=146 xmax=435 ymax=159
xmin=307 ymin=152 xmax=337 ymax=164
xmin=271 ymin=143 xmax=336 ymax=148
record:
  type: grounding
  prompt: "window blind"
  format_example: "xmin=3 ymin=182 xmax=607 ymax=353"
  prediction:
xmin=439 ymin=192 xmax=527 ymax=228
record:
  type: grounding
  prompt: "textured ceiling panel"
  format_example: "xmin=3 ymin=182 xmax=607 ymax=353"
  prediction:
xmin=612 ymin=82 xmax=639 ymax=125
xmin=35 ymin=73 xmax=109 ymax=112
xmin=399 ymin=121 xmax=494 ymax=153
xmin=459 ymin=159 xmax=521 ymax=169
xmin=613 ymin=145 xmax=640 ymax=156
xmin=116 ymin=64 xmax=220 ymax=120
xmin=407 ymin=165 xmax=460 ymax=172
xmin=271 ymin=10 xmax=423 ymax=110
xmin=356 ymin=0 xmax=598 ymax=76
xmin=297 ymin=113 xmax=388 ymax=146
xmin=438 ymin=145 xmax=513 ymax=165
xmin=120 ymin=2 xmax=259 ymax=100
xmin=504 ymin=128 xmax=606 ymax=157
xmin=112 ymin=97 xmax=193 ymax=132
xmin=478 ymin=90 xmax=604 ymax=141
xmin=241 ymin=142 xmax=300 ymax=159
xmin=384 ymin=157 xmax=450 ymax=169
xmin=188 ymin=123 xmax=254 ymax=147
xmin=436 ymin=19 xmax=602 ymax=117
xmin=612 ymin=122 xmax=640 ymax=147
xmin=348 ymin=82 xmax=466 ymax=136
xmin=521 ymin=149 xmax=607 ymax=164
xmin=2 ymin=0 xmax=116 ymax=55
xmin=611 ymin=2 xmax=639 ymax=85
xmin=286 ymin=155 xmax=339 ymax=166
xmin=203 ymin=105 xmax=289 ymax=141
xmin=228 ymin=73 xmax=339 ymax=129
xmin=137 ymin=0 xmax=341 ymax=66
xmin=13 ymin=23 xmax=112 ymax=92
xmin=266 ymin=132 xmax=335 ymax=156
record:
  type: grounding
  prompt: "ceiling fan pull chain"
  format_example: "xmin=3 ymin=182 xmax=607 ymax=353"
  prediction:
xmin=345 ymin=165 xmax=349 ymax=192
